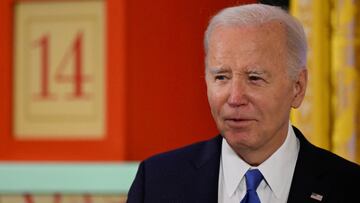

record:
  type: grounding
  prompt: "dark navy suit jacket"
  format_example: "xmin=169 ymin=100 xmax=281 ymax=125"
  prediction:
xmin=127 ymin=127 xmax=360 ymax=202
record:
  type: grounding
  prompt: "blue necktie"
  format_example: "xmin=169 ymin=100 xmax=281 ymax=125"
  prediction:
xmin=240 ymin=169 xmax=263 ymax=203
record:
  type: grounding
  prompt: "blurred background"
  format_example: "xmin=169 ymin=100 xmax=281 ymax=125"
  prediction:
xmin=0 ymin=0 xmax=359 ymax=202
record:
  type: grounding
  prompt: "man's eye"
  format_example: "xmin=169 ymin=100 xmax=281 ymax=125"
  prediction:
xmin=215 ymin=75 xmax=227 ymax=80
xmin=249 ymin=75 xmax=262 ymax=81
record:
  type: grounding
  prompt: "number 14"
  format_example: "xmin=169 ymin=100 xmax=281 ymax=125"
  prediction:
xmin=33 ymin=32 xmax=91 ymax=100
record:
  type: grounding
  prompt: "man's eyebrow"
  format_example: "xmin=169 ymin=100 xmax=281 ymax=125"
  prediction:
xmin=207 ymin=66 xmax=230 ymax=74
xmin=246 ymin=68 xmax=270 ymax=76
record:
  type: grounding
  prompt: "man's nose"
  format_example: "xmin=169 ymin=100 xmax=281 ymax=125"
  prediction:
xmin=227 ymin=80 xmax=249 ymax=107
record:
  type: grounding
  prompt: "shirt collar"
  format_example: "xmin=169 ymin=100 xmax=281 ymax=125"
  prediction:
xmin=221 ymin=138 xmax=250 ymax=197
xmin=221 ymin=123 xmax=300 ymax=198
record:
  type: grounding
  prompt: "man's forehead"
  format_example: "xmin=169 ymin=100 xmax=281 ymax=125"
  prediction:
xmin=207 ymin=21 xmax=288 ymax=58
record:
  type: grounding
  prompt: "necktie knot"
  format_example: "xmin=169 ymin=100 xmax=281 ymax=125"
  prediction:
xmin=240 ymin=169 xmax=263 ymax=203
xmin=245 ymin=169 xmax=263 ymax=191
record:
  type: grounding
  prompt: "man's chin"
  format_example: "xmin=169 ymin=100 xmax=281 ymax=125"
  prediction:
xmin=222 ymin=130 xmax=255 ymax=147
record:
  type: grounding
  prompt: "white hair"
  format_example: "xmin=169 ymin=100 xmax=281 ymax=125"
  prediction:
xmin=204 ymin=3 xmax=307 ymax=79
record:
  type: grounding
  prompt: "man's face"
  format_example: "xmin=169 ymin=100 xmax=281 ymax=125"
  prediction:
xmin=205 ymin=22 xmax=306 ymax=157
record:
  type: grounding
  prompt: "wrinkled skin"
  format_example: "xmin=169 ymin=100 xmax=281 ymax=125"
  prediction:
xmin=205 ymin=22 xmax=307 ymax=165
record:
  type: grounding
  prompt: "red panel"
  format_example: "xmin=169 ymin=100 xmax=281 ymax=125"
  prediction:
xmin=0 ymin=0 xmax=14 ymax=158
xmin=126 ymin=0 xmax=256 ymax=160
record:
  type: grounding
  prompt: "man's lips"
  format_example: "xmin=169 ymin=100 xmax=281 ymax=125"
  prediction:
xmin=224 ymin=118 xmax=256 ymax=127
xmin=225 ymin=118 xmax=254 ymax=121
xmin=224 ymin=116 xmax=256 ymax=121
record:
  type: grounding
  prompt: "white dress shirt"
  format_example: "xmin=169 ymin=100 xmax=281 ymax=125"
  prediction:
xmin=218 ymin=123 xmax=300 ymax=203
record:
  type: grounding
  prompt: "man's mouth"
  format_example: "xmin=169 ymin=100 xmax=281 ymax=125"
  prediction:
xmin=226 ymin=118 xmax=252 ymax=121
xmin=224 ymin=118 xmax=255 ymax=127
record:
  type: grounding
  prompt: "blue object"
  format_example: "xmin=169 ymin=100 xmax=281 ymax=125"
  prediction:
xmin=240 ymin=169 xmax=263 ymax=203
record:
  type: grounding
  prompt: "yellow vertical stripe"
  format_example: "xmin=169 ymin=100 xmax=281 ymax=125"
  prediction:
xmin=331 ymin=0 xmax=360 ymax=162
xmin=290 ymin=0 xmax=331 ymax=150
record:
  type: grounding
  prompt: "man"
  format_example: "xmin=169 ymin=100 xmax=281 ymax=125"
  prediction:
xmin=127 ymin=3 xmax=360 ymax=203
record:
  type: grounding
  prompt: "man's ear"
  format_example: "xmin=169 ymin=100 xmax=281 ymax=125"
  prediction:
xmin=291 ymin=68 xmax=307 ymax=109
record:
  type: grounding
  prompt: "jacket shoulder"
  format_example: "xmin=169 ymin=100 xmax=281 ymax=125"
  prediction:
xmin=144 ymin=135 xmax=222 ymax=167
xmin=312 ymin=143 xmax=360 ymax=173
xmin=294 ymin=126 xmax=360 ymax=173
xmin=127 ymin=135 xmax=222 ymax=202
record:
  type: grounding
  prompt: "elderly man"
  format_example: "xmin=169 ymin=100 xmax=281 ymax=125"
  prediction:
xmin=127 ymin=3 xmax=360 ymax=203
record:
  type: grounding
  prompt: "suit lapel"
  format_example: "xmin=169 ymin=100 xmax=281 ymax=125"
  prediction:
xmin=287 ymin=127 xmax=329 ymax=203
xmin=184 ymin=135 xmax=222 ymax=202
